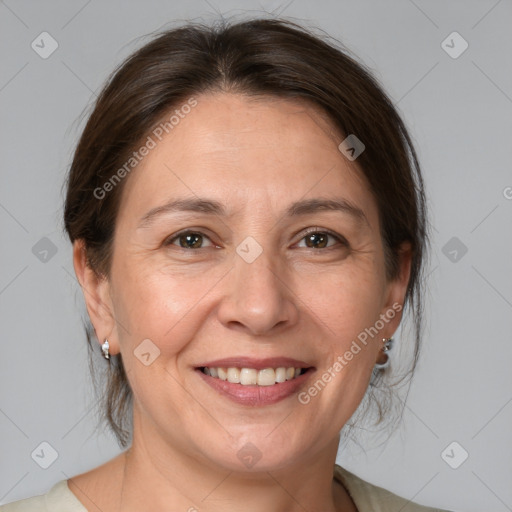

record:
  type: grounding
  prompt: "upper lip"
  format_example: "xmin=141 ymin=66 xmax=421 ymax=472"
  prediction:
xmin=197 ymin=357 xmax=313 ymax=370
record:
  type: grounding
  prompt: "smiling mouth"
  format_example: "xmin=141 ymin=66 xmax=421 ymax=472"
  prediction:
xmin=199 ymin=366 xmax=308 ymax=386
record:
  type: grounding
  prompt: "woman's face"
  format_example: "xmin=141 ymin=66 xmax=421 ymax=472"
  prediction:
xmin=78 ymin=92 xmax=410 ymax=471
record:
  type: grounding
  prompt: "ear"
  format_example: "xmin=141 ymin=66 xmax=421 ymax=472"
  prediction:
xmin=73 ymin=240 xmax=119 ymax=356
xmin=380 ymin=241 xmax=413 ymax=338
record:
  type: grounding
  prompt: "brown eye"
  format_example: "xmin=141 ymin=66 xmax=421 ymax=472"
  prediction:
xmin=166 ymin=231 xmax=214 ymax=249
xmin=304 ymin=232 xmax=329 ymax=249
xmin=296 ymin=229 xmax=347 ymax=250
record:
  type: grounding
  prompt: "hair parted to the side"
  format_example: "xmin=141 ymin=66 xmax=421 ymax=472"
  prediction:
xmin=63 ymin=17 xmax=429 ymax=449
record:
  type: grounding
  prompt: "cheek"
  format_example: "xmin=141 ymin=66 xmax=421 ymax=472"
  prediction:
xmin=301 ymin=268 xmax=385 ymax=401
xmin=109 ymin=267 xmax=212 ymax=418
xmin=310 ymin=265 xmax=386 ymax=343
xmin=111 ymin=260 xmax=225 ymax=357
xmin=112 ymin=249 xmax=386 ymax=355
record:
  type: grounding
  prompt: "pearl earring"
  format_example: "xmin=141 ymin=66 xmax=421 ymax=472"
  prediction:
xmin=374 ymin=337 xmax=393 ymax=369
xmin=101 ymin=339 xmax=110 ymax=360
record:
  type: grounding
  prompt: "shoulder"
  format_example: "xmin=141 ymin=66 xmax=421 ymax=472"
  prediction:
xmin=334 ymin=464 xmax=452 ymax=512
xmin=0 ymin=480 xmax=87 ymax=512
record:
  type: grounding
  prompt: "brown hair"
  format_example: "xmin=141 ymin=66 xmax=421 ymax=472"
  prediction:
xmin=64 ymin=18 xmax=429 ymax=448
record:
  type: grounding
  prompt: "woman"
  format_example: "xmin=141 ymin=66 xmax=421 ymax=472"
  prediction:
xmin=1 ymin=18 xmax=451 ymax=512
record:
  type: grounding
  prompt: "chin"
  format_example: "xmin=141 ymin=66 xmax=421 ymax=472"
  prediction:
xmin=193 ymin=429 xmax=311 ymax=474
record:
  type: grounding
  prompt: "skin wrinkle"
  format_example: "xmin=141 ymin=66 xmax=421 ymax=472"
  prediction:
xmin=72 ymin=92 xmax=411 ymax=512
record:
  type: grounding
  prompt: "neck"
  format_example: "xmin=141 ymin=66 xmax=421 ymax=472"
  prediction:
xmin=117 ymin=410 xmax=356 ymax=512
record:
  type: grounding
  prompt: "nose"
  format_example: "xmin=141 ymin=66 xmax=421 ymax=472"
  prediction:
xmin=216 ymin=246 xmax=299 ymax=337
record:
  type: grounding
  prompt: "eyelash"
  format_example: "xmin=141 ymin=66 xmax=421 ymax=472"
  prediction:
xmin=164 ymin=227 xmax=348 ymax=251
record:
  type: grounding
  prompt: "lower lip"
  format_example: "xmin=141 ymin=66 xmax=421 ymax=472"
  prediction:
xmin=196 ymin=369 xmax=314 ymax=406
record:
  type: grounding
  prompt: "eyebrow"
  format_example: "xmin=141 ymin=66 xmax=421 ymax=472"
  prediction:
xmin=138 ymin=197 xmax=368 ymax=228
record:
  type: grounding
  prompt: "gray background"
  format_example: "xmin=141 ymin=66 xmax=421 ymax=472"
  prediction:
xmin=1 ymin=1 xmax=511 ymax=510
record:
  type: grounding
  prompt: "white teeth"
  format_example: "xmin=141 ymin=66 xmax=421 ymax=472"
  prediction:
xmin=227 ymin=367 xmax=240 ymax=383
xmin=257 ymin=368 xmax=276 ymax=386
xmin=202 ymin=366 xmax=305 ymax=385
xmin=240 ymin=368 xmax=258 ymax=385
xmin=275 ymin=367 xmax=287 ymax=383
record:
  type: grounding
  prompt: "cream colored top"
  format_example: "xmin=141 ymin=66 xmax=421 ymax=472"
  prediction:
xmin=0 ymin=464 xmax=451 ymax=511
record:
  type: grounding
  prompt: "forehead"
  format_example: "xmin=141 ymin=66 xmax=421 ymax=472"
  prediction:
xmin=118 ymin=92 xmax=378 ymax=226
